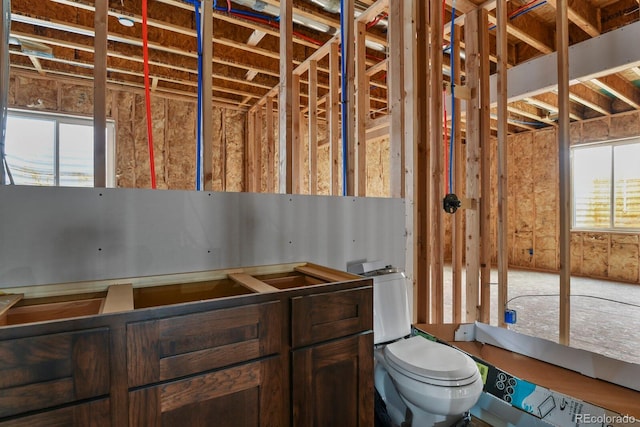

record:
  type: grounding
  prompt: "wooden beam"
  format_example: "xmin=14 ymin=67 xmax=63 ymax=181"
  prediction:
xmin=93 ymin=0 xmax=107 ymax=188
xmin=279 ymin=0 xmax=293 ymax=194
xmin=388 ymin=0 xmax=404 ymax=198
xmin=591 ymin=74 xmax=640 ymax=110
xmin=344 ymin=0 xmax=356 ymax=196
xmin=496 ymin=0 xmax=508 ymax=328
xmin=430 ymin=0 xmax=444 ymax=324
xmin=357 ymin=0 xmax=389 ymax=25
xmin=28 ymin=55 xmax=45 ymax=75
xmin=465 ymin=8 xmax=481 ymax=323
xmin=525 ymin=93 xmax=583 ymax=121
xmin=155 ymin=0 xmax=323 ymax=49
xmin=487 ymin=14 xmax=554 ymax=54
xmin=355 ymin=19 xmax=368 ymax=197
xmin=247 ymin=111 xmax=256 ymax=192
xmin=507 ymin=102 xmax=556 ymax=125
xmin=202 ymin=0 xmax=213 ymax=191
xmin=415 ymin=0 xmax=430 ymax=323
xmin=266 ymin=96 xmax=275 ymax=192
xmin=292 ymin=74 xmax=302 ymax=194
xmin=309 ymin=60 xmax=318 ymax=195
xmin=546 ymin=0 xmax=600 ymax=37
xmin=255 ymin=108 xmax=263 ymax=192
xmin=452 ymin=23 xmax=464 ymax=324
xmin=557 ymin=0 xmax=571 ymax=346
xmin=479 ymin=7 xmax=492 ymax=325
xmin=402 ymin=0 xmax=417 ymax=323
xmin=568 ymin=84 xmax=612 ymax=116
xmin=329 ymin=40 xmax=341 ymax=196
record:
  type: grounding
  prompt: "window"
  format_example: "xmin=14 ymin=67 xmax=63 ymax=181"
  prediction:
xmin=2 ymin=111 xmax=115 ymax=187
xmin=572 ymin=139 xmax=640 ymax=230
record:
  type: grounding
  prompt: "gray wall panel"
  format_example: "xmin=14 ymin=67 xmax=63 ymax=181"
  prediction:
xmin=0 ymin=186 xmax=405 ymax=287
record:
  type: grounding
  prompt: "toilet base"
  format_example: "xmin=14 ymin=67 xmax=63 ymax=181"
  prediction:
xmin=404 ymin=399 xmax=468 ymax=426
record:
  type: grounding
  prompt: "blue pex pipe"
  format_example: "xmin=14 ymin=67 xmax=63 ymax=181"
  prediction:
xmin=449 ymin=5 xmax=456 ymax=195
xmin=184 ymin=0 xmax=277 ymax=191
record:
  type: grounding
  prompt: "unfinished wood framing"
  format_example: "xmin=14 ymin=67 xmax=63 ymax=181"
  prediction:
xmin=402 ymin=0 xmax=417 ymax=323
xmin=279 ymin=0 xmax=293 ymax=194
xmin=255 ymin=108 xmax=263 ymax=192
xmin=355 ymin=19 xmax=368 ymax=197
xmin=202 ymin=0 xmax=214 ymax=191
xmin=415 ymin=0 xmax=430 ymax=323
xmin=465 ymin=8 xmax=481 ymax=323
xmin=292 ymin=74 xmax=302 ymax=193
xmin=452 ymin=23 xmax=463 ymax=324
xmin=266 ymin=96 xmax=275 ymax=193
xmin=557 ymin=0 xmax=571 ymax=346
xmin=93 ymin=0 xmax=107 ymax=187
xmin=496 ymin=0 xmax=509 ymax=327
xmin=388 ymin=0 xmax=404 ymax=198
xmin=329 ymin=40 xmax=341 ymax=196
xmin=429 ymin=0 xmax=444 ymax=324
xmin=308 ymin=60 xmax=318 ymax=195
xmin=247 ymin=111 xmax=256 ymax=192
xmin=479 ymin=8 xmax=492 ymax=324
xmin=344 ymin=0 xmax=356 ymax=196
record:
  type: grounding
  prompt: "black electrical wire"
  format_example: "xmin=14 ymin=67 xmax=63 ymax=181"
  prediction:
xmin=505 ymin=293 xmax=640 ymax=309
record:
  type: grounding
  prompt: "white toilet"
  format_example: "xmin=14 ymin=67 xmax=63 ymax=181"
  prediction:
xmin=372 ymin=271 xmax=483 ymax=427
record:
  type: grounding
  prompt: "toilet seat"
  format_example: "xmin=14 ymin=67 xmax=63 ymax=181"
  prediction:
xmin=384 ymin=336 xmax=480 ymax=387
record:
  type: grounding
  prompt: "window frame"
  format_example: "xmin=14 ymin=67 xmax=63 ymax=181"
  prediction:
xmin=5 ymin=109 xmax=116 ymax=187
xmin=571 ymin=136 xmax=640 ymax=232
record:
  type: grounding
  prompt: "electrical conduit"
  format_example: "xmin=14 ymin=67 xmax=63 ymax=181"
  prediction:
xmin=142 ymin=0 xmax=157 ymax=189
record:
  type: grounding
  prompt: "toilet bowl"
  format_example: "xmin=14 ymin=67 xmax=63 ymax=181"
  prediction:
xmin=381 ymin=336 xmax=483 ymax=426
xmin=365 ymin=267 xmax=483 ymax=427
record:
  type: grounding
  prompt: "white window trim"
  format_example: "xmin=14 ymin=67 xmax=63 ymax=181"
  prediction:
xmin=571 ymin=137 xmax=640 ymax=232
xmin=6 ymin=109 xmax=116 ymax=187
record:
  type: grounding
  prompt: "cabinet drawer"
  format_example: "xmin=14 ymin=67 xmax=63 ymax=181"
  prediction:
xmin=0 ymin=398 xmax=110 ymax=427
xmin=127 ymin=301 xmax=281 ymax=387
xmin=291 ymin=286 xmax=372 ymax=348
xmin=0 ymin=329 xmax=110 ymax=418
xmin=129 ymin=358 xmax=284 ymax=427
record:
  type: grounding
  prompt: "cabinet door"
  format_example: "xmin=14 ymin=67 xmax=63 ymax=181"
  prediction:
xmin=0 ymin=398 xmax=110 ymax=427
xmin=292 ymin=333 xmax=374 ymax=427
xmin=127 ymin=301 xmax=281 ymax=387
xmin=129 ymin=357 xmax=284 ymax=427
xmin=0 ymin=329 xmax=110 ymax=418
xmin=291 ymin=287 xmax=372 ymax=347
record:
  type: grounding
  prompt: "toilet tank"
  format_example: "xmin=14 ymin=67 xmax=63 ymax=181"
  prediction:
xmin=373 ymin=271 xmax=412 ymax=344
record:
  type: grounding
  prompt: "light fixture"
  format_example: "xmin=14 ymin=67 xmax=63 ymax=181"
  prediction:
xmin=118 ymin=16 xmax=135 ymax=27
xmin=117 ymin=0 xmax=135 ymax=27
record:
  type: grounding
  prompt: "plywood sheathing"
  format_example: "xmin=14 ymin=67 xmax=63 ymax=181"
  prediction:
xmin=8 ymin=73 xmax=245 ymax=191
xmin=444 ymin=109 xmax=640 ymax=286
xmin=506 ymin=110 xmax=640 ymax=284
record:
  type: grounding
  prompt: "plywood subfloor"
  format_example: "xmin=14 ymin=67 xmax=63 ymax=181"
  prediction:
xmin=442 ymin=266 xmax=640 ymax=365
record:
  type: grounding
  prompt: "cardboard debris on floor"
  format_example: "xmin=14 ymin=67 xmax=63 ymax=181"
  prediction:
xmin=413 ymin=323 xmax=640 ymax=426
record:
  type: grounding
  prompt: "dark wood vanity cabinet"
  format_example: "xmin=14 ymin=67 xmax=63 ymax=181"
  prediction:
xmin=0 ymin=263 xmax=373 ymax=427
xmin=291 ymin=287 xmax=374 ymax=427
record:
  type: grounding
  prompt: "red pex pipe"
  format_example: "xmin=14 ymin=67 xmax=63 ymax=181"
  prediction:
xmin=142 ymin=0 xmax=157 ymax=189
